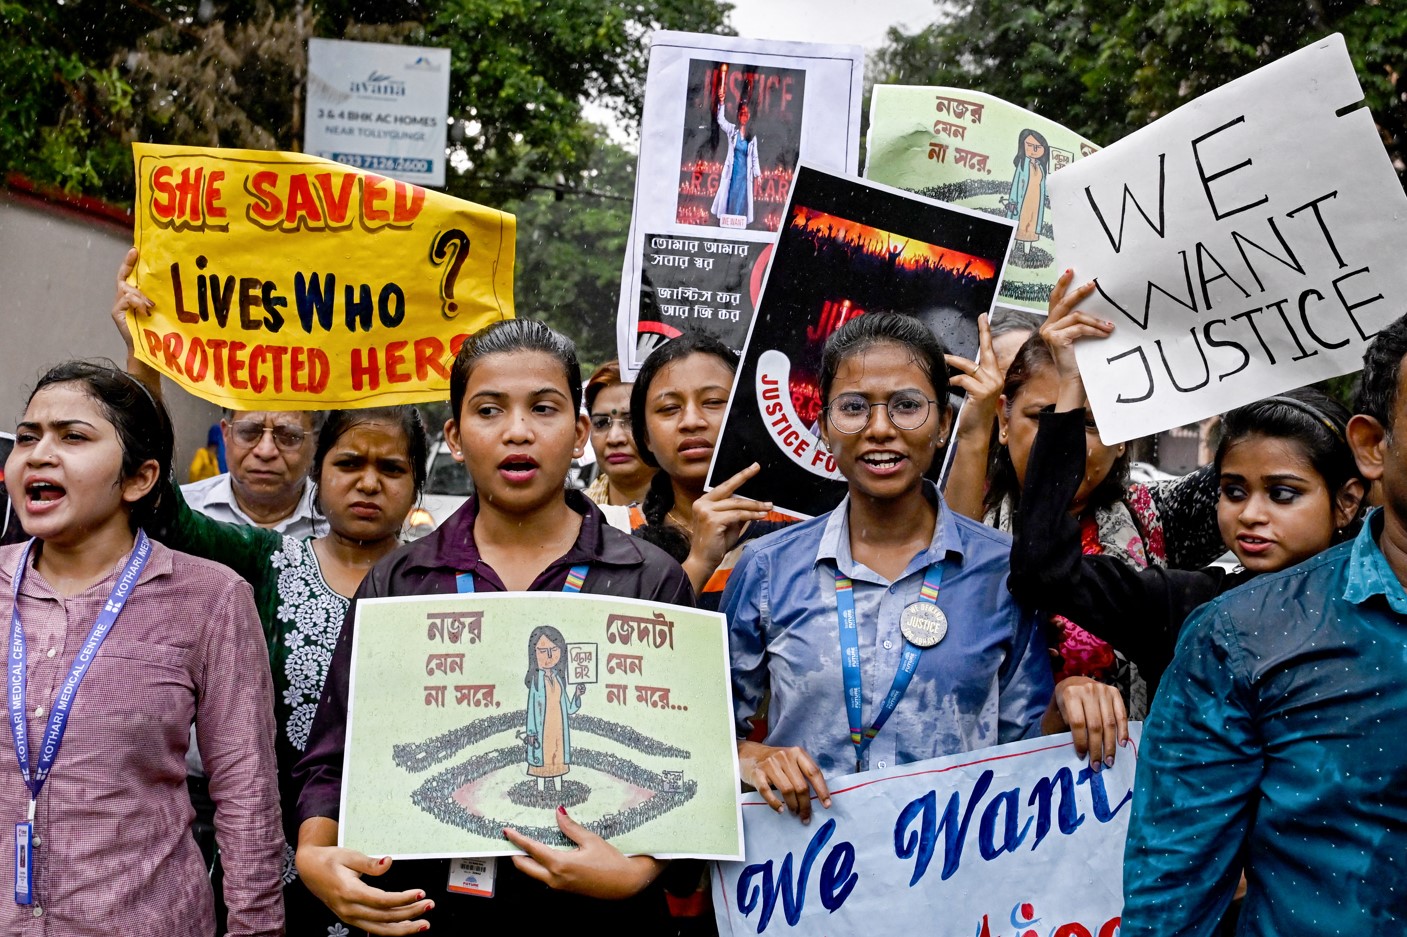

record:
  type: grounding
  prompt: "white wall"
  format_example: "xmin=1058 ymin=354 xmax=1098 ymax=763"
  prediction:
xmin=0 ymin=188 xmax=221 ymax=473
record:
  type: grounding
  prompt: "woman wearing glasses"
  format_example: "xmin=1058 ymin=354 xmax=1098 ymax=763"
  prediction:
xmin=582 ymin=362 xmax=655 ymax=514
xmin=723 ymin=314 xmax=1126 ymax=821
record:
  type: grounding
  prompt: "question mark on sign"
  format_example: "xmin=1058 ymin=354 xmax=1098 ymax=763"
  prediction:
xmin=429 ymin=228 xmax=471 ymax=319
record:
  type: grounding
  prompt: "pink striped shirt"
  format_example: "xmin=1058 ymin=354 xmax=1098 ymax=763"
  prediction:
xmin=0 ymin=539 xmax=283 ymax=936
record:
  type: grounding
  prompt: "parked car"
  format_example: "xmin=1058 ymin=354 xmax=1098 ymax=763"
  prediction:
xmin=404 ymin=440 xmax=472 ymax=539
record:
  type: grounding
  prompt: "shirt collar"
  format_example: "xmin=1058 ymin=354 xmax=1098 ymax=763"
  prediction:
xmin=815 ymin=482 xmax=963 ymax=582
xmin=4 ymin=536 xmax=174 ymax=600
xmin=1344 ymin=508 xmax=1407 ymax=614
xmin=204 ymin=473 xmax=320 ymax=528
xmin=424 ymin=488 xmax=646 ymax=574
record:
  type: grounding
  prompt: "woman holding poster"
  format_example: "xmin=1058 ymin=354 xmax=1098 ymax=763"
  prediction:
xmin=724 ymin=313 xmax=1126 ymax=820
xmin=294 ymin=320 xmax=696 ymax=933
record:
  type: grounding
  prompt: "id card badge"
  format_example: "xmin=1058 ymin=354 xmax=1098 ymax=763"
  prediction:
xmin=14 ymin=822 xmax=32 ymax=905
xmin=446 ymin=856 xmax=496 ymax=898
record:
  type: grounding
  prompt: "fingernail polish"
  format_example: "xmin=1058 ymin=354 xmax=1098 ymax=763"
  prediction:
xmin=417 ymin=892 xmax=426 ymax=901
xmin=1105 ymin=756 xmax=1116 ymax=768
xmin=557 ymin=805 xmax=567 ymax=815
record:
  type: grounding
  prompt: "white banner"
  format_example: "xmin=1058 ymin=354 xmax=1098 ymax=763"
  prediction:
xmin=1049 ymin=34 xmax=1407 ymax=445
xmin=713 ymin=728 xmax=1141 ymax=936
xmin=305 ymin=38 xmax=451 ymax=187
xmin=615 ymin=31 xmax=864 ymax=377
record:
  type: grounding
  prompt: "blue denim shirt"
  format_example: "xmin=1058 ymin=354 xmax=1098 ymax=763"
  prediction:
xmin=1123 ymin=510 xmax=1407 ymax=935
xmin=723 ymin=486 xmax=1052 ymax=776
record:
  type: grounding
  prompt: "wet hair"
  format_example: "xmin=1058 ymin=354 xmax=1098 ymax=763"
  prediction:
xmin=629 ymin=332 xmax=740 ymax=562
xmin=449 ymin=320 xmax=583 ymax=420
xmin=584 ymin=361 xmax=625 ymax=414
xmin=818 ymin=312 xmax=951 ymax=406
xmin=525 ymin=625 xmax=568 ymax=687
xmin=1354 ymin=313 xmax=1407 ymax=430
xmin=989 ymin=307 xmax=1044 ymax=342
xmin=1013 ymin=128 xmax=1051 ymax=176
xmin=25 ymin=360 xmax=174 ymax=533
xmin=1216 ymin=387 xmax=1363 ymax=535
xmin=309 ymin=406 xmax=430 ymax=509
xmin=984 ymin=334 xmax=1130 ymax=518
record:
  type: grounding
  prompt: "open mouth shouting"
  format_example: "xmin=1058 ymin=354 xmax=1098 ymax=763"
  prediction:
xmin=498 ymin=454 xmax=541 ymax=484
xmin=23 ymin=478 xmax=66 ymax=512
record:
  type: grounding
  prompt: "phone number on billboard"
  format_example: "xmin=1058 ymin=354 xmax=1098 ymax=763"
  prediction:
xmin=331 ymin=153 xmax=433 ymax=173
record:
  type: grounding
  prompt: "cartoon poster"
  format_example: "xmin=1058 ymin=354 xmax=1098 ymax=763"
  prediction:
xmin=129 ymin=142 xmax=514 ymax=411
xmin=340 ymin=592 xmax=743 ymax=860
xmin=1049 ymin=33 xmax=1407 ymax=445
xmin=705 ymin=165 xmax=1014 ymax=519
xmin=713 ymin=728 xmax=1141 ymax=936
xmin=866 ymin=86 xmax=1100 ymax=315
xmin=617 ymin=32 xmax=864 ymax=376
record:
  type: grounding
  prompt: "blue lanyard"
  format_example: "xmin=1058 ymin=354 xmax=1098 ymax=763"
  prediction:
xmin=834 ymin=561 xmax=943 ymax=772
xmin=455 ymin=563 xmax=589 ymax=595
xmin=8 ymin=531 xmax=152 ymax=810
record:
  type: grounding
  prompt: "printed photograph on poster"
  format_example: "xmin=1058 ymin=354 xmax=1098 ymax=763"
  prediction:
xmin=616 ymin=31 xmax=864 ymax=378
xmin=339 ymin=592 xmax=743 ymax=861
xmin=676 ymin=59 xmax=805 ymax=233
xmin=866 ymin=86 xmax=1100 ymax=314
xmin=707 ymin=165 xmax=1014 ymax=519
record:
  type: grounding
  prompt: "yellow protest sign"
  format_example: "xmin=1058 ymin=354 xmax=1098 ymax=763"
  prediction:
xmin=129 ymin=143 xmax=515 ymax=409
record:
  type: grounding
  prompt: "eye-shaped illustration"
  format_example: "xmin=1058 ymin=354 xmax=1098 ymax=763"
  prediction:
xmin=392 ymin=710 xmax=697 ymax=846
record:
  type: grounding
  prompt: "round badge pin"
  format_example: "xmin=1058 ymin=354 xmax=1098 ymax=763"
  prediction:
xmin=900 ymin=602 xmax=947 ymax=648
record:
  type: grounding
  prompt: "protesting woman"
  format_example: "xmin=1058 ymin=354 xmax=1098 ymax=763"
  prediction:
xmin=294 ymin=320 xmax=695 ymax=934
xmin=630 ymin=331 xmax=790 ymax=606
xmin=0 ymin=361 xmax=283 ymax=934
xmin=581 ymin=361 xmax=654 ymax=527
xmin=724 ymin=313 xmax=1125 ymax=821
xmin=1008 ymin=274 xmax=1366 ymax=692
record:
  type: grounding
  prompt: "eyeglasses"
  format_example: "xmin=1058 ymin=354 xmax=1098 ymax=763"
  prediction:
xmin=824 ymin=391 xmax=937 ymax=435
xmin=230 ymin=421 xmax=307 ymax=451
xmin=589 ymin=414 xmax=631 ymax=432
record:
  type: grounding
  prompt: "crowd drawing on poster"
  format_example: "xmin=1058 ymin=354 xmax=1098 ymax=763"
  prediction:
xmin=390 ymin=607 xmax=702 ymax=847
xmin=779 ymin=205 xmax=997 ymax=427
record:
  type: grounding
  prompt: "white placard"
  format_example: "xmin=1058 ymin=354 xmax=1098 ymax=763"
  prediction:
xmin=1050 ymin=34 xmax=1407 ymax=445
xmin=615 ymin=31 xmax=864 ymax=377
xmin=305 ymin=38 xmax=451 ymax=187
xmin=713 ymin=728 xmax=1141 ymax=936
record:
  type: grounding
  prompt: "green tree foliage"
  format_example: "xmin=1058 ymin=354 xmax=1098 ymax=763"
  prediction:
xmin=2 ymin=0 xmax=731 ymax=207
xmin=510 ymin=138 xmax=635 ymax=372
xmin=872 ymin=0 xmax=1406 ymax=187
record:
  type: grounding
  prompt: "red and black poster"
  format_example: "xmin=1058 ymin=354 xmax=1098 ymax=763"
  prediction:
xmin=706 ymin=165 xmax=1015 ymax=518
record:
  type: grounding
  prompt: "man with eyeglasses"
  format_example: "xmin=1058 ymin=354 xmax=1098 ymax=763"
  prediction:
xmin=181 ymin=409 xmax=325 ymax=539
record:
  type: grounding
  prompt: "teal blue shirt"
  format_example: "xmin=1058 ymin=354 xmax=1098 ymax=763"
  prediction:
xmin=1123 ymin=510 xmax=1407 ymax=935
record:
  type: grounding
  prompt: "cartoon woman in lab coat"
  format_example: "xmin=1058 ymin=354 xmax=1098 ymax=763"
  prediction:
xmin=1003 ymin=128 xmax=1051 ymax=256
xmin=523 ymin=625 xmax=584 ymax=791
